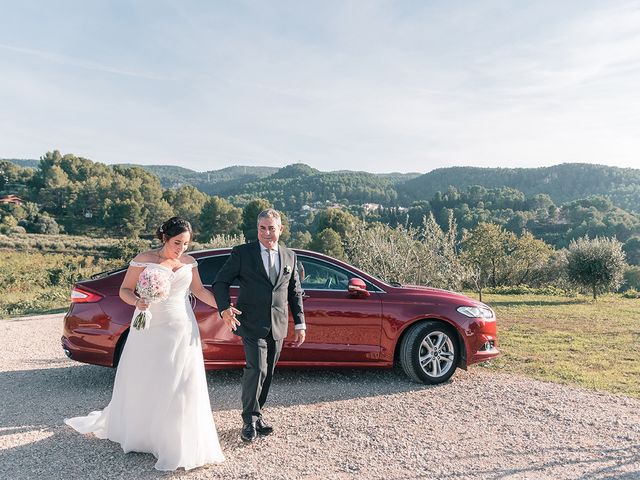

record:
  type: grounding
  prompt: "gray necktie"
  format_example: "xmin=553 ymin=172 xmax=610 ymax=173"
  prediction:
xmin=268 ymin=249 xmax=278 ymax=285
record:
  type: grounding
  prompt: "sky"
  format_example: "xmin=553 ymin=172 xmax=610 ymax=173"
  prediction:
xmin=1 ymin=0 xmax=639 ymax=174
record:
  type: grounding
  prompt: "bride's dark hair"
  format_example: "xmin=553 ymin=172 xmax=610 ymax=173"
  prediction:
xmin=156 ymin=217 xmax=192 ymax=241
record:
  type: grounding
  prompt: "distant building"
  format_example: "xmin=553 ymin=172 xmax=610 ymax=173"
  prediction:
xmin=0 ymin=194 xmax=24 ymax=206
xmin=361 ymin=203 xmax=381 ymax=212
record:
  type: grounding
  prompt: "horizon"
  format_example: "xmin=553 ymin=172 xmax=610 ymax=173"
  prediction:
xmin=5 ymin=156 xmax=640 ymax=176
xmin=2 ymin=1 xmax=640 ymax=173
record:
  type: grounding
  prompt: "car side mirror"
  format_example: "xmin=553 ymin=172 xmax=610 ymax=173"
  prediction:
xmin=348 ymin=278 xmax=370 ymax=297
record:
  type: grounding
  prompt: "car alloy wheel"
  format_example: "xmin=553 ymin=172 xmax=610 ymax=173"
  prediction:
xmin=418 ymin=331 xmax=455 ymax=378
xmin=399 ymin=321 xmax=459 ymax=384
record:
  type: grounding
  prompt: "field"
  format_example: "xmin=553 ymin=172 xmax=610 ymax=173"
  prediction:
xmin=0 ymin=251 xmax=122 ymax=317
xmin=481 ymin=293 xmax=640 ymax=398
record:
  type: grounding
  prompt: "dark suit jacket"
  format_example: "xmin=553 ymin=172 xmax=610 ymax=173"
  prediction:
xmin=213 ymin=242 xmax=305 ymax=340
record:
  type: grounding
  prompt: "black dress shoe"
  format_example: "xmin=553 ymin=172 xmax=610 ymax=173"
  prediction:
xmin=241 ymin=422 xmax=257 ymax=442
xmin=255 ymin=418 xmax=273 ymax=436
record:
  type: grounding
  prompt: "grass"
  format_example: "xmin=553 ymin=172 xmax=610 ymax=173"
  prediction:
xmin=477 ymin=293 xmax=640 ymax=399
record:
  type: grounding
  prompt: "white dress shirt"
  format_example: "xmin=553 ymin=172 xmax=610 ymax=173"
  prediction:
xmin=259 ymin=242 xmax=280 ymax=278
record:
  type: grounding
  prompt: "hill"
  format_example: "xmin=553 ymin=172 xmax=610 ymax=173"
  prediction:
xmin=229 ymin=167 xmax=399 ymax=207
xmin=2 ymin=159 xmax=39 ymax=169
xmin=5 ymin=158 xmax=639 ymax=212
xmin=400 ymin=163 xmax=640 ymax=213
xmin=119 ymin=164 xmax=279 ymax=194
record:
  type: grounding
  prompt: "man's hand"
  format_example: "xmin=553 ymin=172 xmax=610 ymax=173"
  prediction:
xmin=294 ymin=329 xmax=306 ymax=347
xmin=221 ymin=306 xmax=242 ymax=332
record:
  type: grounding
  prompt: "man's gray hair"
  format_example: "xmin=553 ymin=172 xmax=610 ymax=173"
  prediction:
xmin=257 ymin=208 xmax=282 ymax=227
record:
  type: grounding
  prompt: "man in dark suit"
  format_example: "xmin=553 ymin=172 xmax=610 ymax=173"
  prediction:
xmin=213 ymin=208 xmax=306 ymax=442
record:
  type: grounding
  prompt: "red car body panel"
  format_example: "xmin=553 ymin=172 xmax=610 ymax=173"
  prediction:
xmin=62 ymin=249 xmax=499 ymax=371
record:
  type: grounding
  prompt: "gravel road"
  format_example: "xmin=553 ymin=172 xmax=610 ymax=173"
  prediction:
xmin=1 ymin=314 xmax=638 ymax=480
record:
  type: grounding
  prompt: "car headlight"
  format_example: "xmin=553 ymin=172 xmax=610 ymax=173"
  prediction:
xmin=456 ymin=306 xmax=494 ymax=319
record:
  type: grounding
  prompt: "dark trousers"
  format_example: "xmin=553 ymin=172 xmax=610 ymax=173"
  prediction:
xmin=241 ymin=330 xmax=283 ymax=423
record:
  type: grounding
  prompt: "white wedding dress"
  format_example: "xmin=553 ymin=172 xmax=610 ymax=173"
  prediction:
xmin=65 ymin=261 xmax=225 ymax=471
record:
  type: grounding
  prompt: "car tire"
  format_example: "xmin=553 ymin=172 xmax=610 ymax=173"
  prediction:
xmin=399 ymin=321 xmax=459 ymax=384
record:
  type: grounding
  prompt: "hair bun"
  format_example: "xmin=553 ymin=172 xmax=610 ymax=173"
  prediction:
xmin=156 ymin=216 xmax=192 ymax=241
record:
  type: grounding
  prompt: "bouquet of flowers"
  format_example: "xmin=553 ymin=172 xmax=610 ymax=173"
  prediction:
xmin=131 ymin=267 xmax=171 ymax=330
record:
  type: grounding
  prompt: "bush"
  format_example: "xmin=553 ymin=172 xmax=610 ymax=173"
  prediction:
xmin=19 ymin=213 xmax=62 ymax=234
xmin=106 ymin=238 xmax=152 ymax=261
xmin=191 ymin=233 xmax=245 ymax=250
xmin=484 ymin=285 xmax=570 ymax=296
xmin=0 ymin=233 xmax=120 ymax=256
xmin=622 ymin=288 xmax=640 ymax=299
xmin=344 ymin=216 xmax=464 ymax=290
xmin=48 ymin=261 xmax=84 ymax=286
xmin=567 ymin=236 xmax=627 ymax=299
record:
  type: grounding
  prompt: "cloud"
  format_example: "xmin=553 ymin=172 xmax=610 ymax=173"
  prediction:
xmin=1 ymin=1 xmax=639 ymax=172
xmin=0 ymin=43 xmax=175 ymax=81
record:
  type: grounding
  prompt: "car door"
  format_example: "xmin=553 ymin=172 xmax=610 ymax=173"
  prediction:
xmin=279 ymin=255 xmax=383 ymax=363
xmin=193 ymin=254 xmax=245 ymax=364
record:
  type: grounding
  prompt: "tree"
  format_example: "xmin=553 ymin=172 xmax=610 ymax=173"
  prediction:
xmin=420 ymin=213 xmax=465 ymax=290
xmin=537 ymin=248 xmax=572 ymax=292
xmin=198 ymin=196 xmax=242 ymax=241
xmin=623 ymin=266 xmax=640 ymax=291
xmin=289 ymin=231 xmax=312 ymax=249
xmin=566 ymin=236 xmax=627 ymax=299
xmin=103 ymin=198 xmax=145 ymax=237
xmin=163 ymin=186 xmax=208 ymax=233
xmin=344 ymin=217 xmax=464 ymax=289
xmin=0 ymin=215 xmax=18 ymax=234
xmin=241 ymin=199 xmax=273 ymax=241
xmin=460 ymin=223 xmax=515 ymax=299
xmin=0 ymin=160 xmax=33 ymax=192
xmin=312 ymin=208 xmax=358 ymax=237
xmin=507 ymin=231 xmax=553 ymax=285
xmin=310 ymin=228 xmax=345 ymax=259
xmin=623 ymin=236 xmax=640 ymax=266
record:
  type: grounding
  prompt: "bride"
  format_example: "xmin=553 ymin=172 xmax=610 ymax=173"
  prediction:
xmin=65 ymin=217 xmax=225 ymax=470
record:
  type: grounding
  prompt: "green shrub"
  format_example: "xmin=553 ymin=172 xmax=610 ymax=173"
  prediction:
xmin=106 ymin=238 xmax=152 ymax=261
xmin=484 ymin=284 xmax=569 ymax=296
xmin=0 ymin=233 xmax=120 ymax=256
xmin=0 ymin=251 xmax=122 ymax=316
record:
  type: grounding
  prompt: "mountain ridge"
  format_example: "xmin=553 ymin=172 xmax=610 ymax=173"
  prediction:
xmin=3 ymin=158 xmax=639 ymax=212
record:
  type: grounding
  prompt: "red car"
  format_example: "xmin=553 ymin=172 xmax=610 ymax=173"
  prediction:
xmin=62 ymin=248 xmax=499 ymax=384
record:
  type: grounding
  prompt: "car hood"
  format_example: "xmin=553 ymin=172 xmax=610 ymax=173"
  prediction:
xmin=396 ymin=284 xmax=488 ymax=307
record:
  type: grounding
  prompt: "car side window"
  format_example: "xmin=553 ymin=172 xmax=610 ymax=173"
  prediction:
xmin=197 ymin=255 xmax=238 ymax=286
xmin=297 ymin=257 xmax=352 ymax=291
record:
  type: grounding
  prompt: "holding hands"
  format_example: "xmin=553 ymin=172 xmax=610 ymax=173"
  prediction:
xmin=221 ymin=305 xmax=242 ymax=331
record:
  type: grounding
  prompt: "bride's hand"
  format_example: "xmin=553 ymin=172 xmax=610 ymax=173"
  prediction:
xmin=136 ymin=298 xmax=151 ymax=311
xmin=221 ymin=306 xmax=242 ymax=331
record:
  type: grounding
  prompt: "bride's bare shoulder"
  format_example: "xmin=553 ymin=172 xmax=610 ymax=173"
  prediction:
xmin=181 ymin=254 xmax=197 ymax=265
